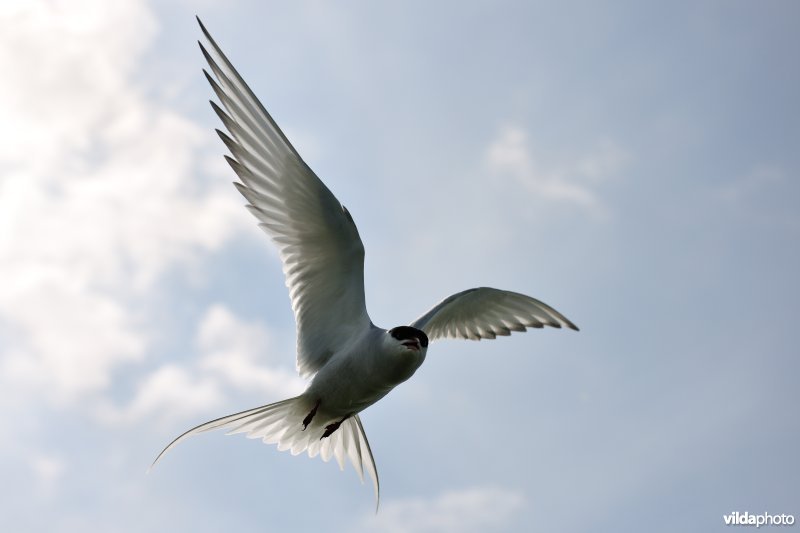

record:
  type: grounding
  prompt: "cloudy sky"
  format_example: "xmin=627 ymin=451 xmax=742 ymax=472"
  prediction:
xmin=1 ymin=1 xmax=798 ymax=531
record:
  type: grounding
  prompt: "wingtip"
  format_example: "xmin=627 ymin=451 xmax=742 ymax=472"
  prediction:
xmin=215 ymin=128 xmax=234 ymax=145
xmin=209 ymin=99 xmax=224 ymax=115
xmin=198 ymin=40 xmax=213 ymax=62
xmin=196 ymin=15 xmax=209 ymax=37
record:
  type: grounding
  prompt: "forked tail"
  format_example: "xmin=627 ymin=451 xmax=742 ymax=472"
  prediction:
xmin=149 ymin=396 xmax=380 ymax=509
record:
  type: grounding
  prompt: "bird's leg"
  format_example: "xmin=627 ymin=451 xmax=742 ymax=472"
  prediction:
xmin=321 ymin=414 xmax=351 ymax=439
xmin=302 ymin=399 xmax=321 ymax=430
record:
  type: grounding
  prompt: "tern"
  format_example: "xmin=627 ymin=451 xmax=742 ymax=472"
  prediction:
xmin=152 ymin=17 xmax=579 ymax=508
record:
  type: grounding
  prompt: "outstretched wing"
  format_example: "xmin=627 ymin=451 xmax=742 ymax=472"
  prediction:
xmin=410 ymin=287 xmax=578 ymax=341
xmin=198 ymin=18 xmax=371 ymax=378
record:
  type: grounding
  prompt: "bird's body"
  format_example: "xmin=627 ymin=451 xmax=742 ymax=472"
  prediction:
xmin=152 ymin=18 xmax=579 ymax=508
xmin=304 ymin=325 xmax=427 ymax=420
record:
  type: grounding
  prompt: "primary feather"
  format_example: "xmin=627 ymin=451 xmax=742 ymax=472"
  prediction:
xmin=197 ymin=18 xmax=371 ymax=380
xmin=411 ymin=287 xmax=578 ymax=341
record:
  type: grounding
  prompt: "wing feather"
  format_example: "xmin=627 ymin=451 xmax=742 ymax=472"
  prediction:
xmin=198 ymin=19 xmax=370 ymax=378
xmin=411 ymin=287 xmax=578 ymax=341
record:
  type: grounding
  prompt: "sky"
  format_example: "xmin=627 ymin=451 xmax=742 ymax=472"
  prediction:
xmin=0 ymin=1 xmax=798 ymax=531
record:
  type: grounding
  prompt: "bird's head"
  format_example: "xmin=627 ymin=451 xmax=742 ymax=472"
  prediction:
xmin=386 ymin=326 xmax=429 ymax=355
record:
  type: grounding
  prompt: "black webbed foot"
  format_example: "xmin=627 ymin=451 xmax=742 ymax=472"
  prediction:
xmin=320 ymin=415 xmax=351 ymax=439
xmin=302 ymin=399 xmax=321 ymax=430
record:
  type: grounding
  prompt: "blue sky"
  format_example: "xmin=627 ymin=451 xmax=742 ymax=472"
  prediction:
xmin=1 ymin=1 xmax=798 ymax=531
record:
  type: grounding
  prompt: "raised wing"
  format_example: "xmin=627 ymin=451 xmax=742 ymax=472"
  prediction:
xmin=410 ymin=287 xmax=578 ymax=341
xmin=198 ymin=18 xmax=371 ymax=378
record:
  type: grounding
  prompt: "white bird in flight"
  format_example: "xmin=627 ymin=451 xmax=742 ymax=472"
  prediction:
xmin=152 ymin=17 xmax=579 ymax=508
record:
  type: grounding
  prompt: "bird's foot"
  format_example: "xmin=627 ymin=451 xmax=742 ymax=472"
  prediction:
xmin=320 ymin=415 xmax=350 ymax=439
xmin=302 ymin=399 xmax=321 ymax=430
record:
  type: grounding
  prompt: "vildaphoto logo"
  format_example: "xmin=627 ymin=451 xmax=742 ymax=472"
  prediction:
xmin=723 ymin=511 xmax=795 ymax=527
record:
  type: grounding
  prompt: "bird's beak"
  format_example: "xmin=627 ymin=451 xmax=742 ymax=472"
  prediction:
xmin=402 ymin=339 xmax=421 ymax=351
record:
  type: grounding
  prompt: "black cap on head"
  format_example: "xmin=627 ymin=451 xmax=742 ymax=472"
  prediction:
xmin=389 ymin=326 xmax=429 ymax=348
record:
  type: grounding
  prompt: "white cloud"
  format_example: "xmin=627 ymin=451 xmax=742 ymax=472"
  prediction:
xmin=1 ymin=284 xmax=145 ymax=400
xmin=0 ymin=0 xmax=155 ymax=166
xmin=358 ymin=486 xmax=525 ymax=533
xmin=485 ymin=125 xmax=627 ymax=215
xmin=96 ymin=364 xmax=225 ymax=427
xmin=198 ymin=305 xmax=305 ymax=398
xmin=29 ymin=452 xmax=66 ymax=497
xmin=97 ymin=304 xmax=304 ymax=427
xmin=0 ymin=0 xmax=245 ymax=403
